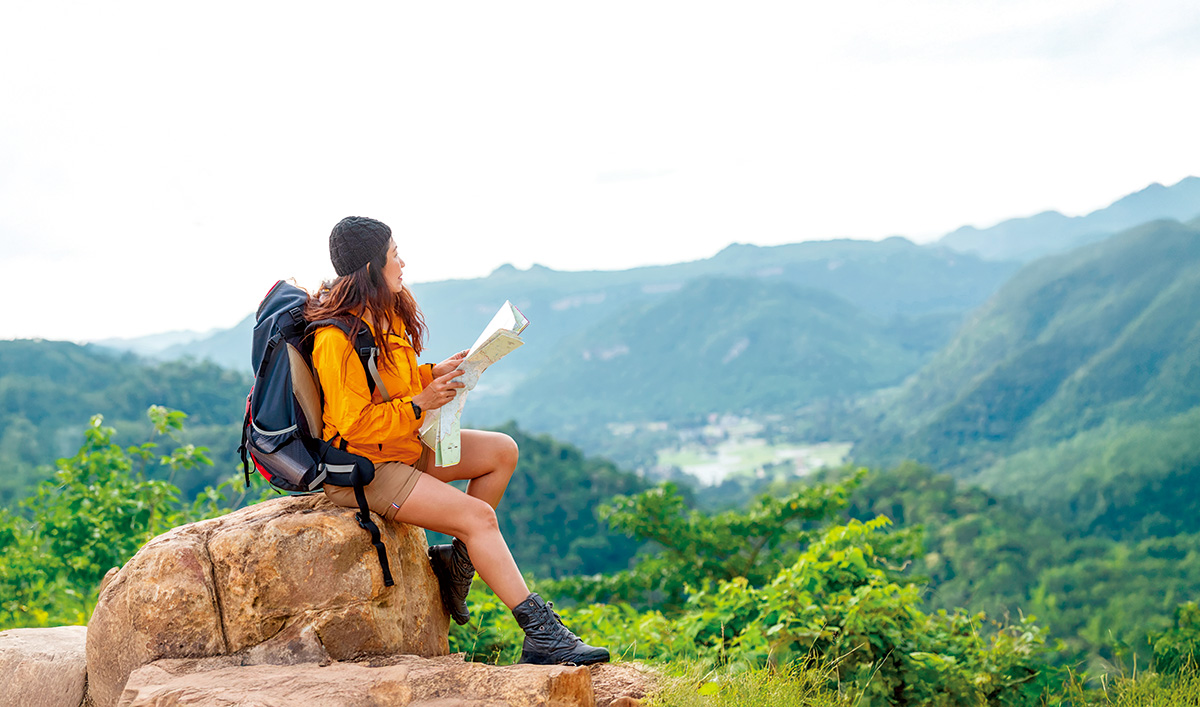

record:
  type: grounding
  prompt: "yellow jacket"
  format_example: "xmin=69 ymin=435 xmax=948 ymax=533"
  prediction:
xmin=311 ymin=313 xmax=434 ymax=465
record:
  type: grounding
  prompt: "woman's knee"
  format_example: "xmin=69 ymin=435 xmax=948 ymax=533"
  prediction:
xmin=495 ymin=433 xmax=519 ymax=473
xmin=459 ymin=496 xmax=500 ymax=539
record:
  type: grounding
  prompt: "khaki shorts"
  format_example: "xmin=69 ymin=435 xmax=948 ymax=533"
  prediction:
xmin=323 ymin=444 xmax=432 ymax=519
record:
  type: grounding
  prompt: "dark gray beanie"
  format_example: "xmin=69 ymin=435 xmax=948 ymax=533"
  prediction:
xmin=329 ymin=216 xmax=391 ymax=277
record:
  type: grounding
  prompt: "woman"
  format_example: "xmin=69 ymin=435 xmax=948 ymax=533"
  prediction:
xmin=307 ymin=216 xmax=608 ymax=666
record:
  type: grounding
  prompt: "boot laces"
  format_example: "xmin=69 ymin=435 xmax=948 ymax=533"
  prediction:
xmin=544 ymin=602 xmax=582 ymax=640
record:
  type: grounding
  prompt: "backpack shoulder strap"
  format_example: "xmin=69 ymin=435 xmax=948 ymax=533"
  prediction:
xmin=308 ymin=317 xmax=391 ymax=401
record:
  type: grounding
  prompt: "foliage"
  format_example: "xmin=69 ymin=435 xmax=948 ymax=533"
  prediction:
xmin=0 ymin=407 xmax=265 ymax=630
xmin=974 ymin=408 xmax=1200 ymax=540
xmin=842 ymin=463 xmax=1200 ymax=668
xmin=1151 ymin=601 xmax=1200 ymax=676
xmin=448 ymin=579 xmax=527 ymax=664
xmin=0 ymin=408 xmax=205 ymax=626
xmin=457 ymin=477 xmax=1062 ymax=706
xmin=546 ymin=470 xmax=910 ymax=611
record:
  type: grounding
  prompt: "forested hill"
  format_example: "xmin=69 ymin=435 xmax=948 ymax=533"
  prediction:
xmin=472 ymin=276 xmax=950 ymax=437
xmin=0 ymin=340 xmax=249 ymax=502
xmin=856 ymin=217 xmax=1200 ymax=476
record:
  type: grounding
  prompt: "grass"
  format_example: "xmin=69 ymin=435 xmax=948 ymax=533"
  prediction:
xmin=1058 ymin=660 xmax=1200 ymax=706
xmin=639 ymin=658 xmax=1200 ymax=707
xmin=645 ymin=661 xmax=846 ymax=707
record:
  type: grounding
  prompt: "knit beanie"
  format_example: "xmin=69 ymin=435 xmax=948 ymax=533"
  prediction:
xmin=329 ymin=216 xmax=392 ymax=277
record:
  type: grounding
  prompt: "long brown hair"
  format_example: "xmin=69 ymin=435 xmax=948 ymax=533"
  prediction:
xmin=306 ymin=246 xmax=427 ymax=367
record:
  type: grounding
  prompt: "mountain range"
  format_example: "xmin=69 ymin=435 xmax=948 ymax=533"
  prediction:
xmin=101 ymin=236 xmax=1018 ymax=376
xmin=97 ymin=176 xmax=1200 ymax=378
xmin=938 ymin=176 xmax=1200 ymax=261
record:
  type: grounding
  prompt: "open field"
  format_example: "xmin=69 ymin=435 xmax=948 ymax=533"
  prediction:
xmin=657 ymin=440 xmax=852 ymax=485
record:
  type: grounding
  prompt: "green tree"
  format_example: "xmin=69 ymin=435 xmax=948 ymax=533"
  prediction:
xmin=0 ymin=407 xmax=215 ymax=628
xmin=456 ymin=477 xmax=1061 ymax=705
xmin=549 ymin=468 xmax=922 ymax=610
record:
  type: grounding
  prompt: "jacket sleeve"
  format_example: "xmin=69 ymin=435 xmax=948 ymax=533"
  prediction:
xmin=312 ymin=327 xmax=422 ymax=447
xmin=419 ymin=362 xmax=435 ymax=388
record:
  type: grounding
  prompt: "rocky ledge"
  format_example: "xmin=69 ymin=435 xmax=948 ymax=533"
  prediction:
xmin=1 ymin=495 xmax=655 ymax=706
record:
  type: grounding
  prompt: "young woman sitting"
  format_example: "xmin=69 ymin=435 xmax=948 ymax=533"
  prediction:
xmin=306 ymin=215 xmax=608 ymax=666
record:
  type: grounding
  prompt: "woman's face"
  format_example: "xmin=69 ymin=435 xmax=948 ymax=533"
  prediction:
xmin=381 ymin=239 xmax=405 ymax=293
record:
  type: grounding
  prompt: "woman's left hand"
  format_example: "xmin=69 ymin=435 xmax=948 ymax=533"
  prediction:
xmin=432 ymin=350 xmax=468 ymax=378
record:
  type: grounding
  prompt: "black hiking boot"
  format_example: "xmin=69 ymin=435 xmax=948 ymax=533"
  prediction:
xmin=512 ymin=592 xmax=610 ymax=666
xmin=428 ymin=538 xmax=474 ymax=625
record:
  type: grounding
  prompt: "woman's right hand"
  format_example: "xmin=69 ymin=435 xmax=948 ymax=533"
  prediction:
xmin=412 ymin=369 xmax=466 ymax=412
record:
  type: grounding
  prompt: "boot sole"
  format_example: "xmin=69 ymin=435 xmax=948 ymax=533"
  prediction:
xmin=428 ymin=547 xmax=471 ymax=625
xmin=518 ymin=651 xmax=610 ymax=666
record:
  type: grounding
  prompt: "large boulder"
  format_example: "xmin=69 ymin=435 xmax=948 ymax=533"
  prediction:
xmin=0 ymin=625 xmax=88 ymax=707
xmin=87 ymin=495 xmax=449 ymax=707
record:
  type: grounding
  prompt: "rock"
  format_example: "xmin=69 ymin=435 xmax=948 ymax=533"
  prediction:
xmin=590 ymin=663 xmax=656 ymax=707
xmin=87 ymin=495 xmax=449 ymax=707
xmin=0 ymin=625 xmax=89 ymax=707
xmin=118 ymin=654 xmax=595 ymax=706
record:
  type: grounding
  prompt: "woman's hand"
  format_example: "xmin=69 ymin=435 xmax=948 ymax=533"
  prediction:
xmin=432 ymin=350 xmax=468 ymax=379
xmin=412 ymin=369 xmax=466 ymax=412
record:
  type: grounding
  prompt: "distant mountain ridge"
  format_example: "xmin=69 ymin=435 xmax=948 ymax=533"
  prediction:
xmin=112 ymin=236 xmax=1016 ymax=379
xmin=938 ymin=176 xmax=1200 ymax=262
xmin=157 ymin=315 xmax=253 ymax=371
xmin=94 ymin=328 xmax=220 ymax=357
xmin=95 ymin=177 xmax=1198 ymax=373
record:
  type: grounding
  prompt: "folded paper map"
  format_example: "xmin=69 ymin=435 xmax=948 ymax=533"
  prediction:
xmin=419 ymin=300 xmax=529 ymax=466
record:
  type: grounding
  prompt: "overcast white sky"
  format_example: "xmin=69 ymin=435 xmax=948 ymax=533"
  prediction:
xmin=2 ymin=1 xmax=1198 ymax=341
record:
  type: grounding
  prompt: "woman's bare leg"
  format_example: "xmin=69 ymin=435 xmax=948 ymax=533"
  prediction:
xmin=423 ymin=429 xmax=518 ymax=509
xmin=392 ymin=473 xmax=529 ymax=608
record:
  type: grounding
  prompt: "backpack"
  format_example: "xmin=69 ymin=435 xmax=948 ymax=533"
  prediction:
xmin=237 ymin=279 xmax=396 ymax=586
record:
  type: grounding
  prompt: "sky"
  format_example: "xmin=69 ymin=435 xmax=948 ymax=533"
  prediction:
xmin=2 ymin=1 xmax=1198 ymax=341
